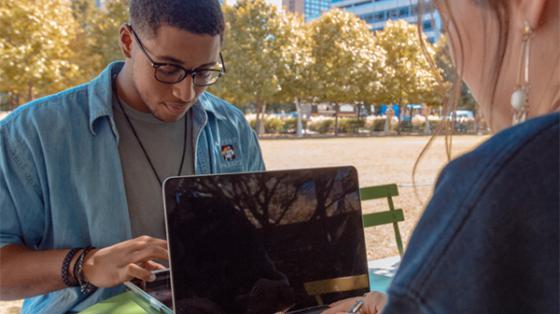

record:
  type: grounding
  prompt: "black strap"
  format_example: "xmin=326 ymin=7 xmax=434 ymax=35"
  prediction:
xmin=74 ymin=246 xmax=97 ymax=295
xmin=112 ymin=75 xmax=188 ymax=186
xmin=61 ymin=248 xmax=81 ymax=287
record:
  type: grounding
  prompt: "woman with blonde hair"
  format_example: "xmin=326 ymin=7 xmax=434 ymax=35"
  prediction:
xmin=326 ymin=0 xmax=559 ymax=313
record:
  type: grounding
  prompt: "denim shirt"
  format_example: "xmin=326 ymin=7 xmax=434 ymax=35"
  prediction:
xmin=0 ymin=62 xmax=265 ymax=313
xmin=383 ymin=113 xmax=559 ymax=314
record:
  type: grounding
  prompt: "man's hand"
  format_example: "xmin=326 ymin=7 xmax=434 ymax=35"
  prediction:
xmin=83 ymin=236 xmax=168 ymax=288
xmin=0 ymin=236 xmax=168 ymax=300
xmin=321 ymin=292 xmax=387 ymax=314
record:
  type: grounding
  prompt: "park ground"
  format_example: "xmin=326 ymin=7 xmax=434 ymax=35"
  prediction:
xmin=0 ymin=135 xmax=487 ymax=313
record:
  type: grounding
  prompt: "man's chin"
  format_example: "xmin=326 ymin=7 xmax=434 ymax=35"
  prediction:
xmin=155 ymin=113 xmax=185 ymax=123
xmin=153 ymin=104 xmax=191 ymax=122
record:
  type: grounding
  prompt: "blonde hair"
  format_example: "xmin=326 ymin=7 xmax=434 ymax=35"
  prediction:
xmin=412 ymin=0 xmax=513 ymax=199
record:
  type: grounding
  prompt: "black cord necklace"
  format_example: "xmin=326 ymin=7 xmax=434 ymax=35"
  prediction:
xmin=112 ymin=76 xmax=188 ymax=187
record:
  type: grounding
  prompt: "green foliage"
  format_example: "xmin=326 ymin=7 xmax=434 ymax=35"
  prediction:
xmin=375 ymin=20 xmax=442 ymax=106
xmin=0 ymin=0 xmax=82 ymax=101
xmin=0 ymin=93 xmax=9 ymax=111
xmin=264 ymin=118 xmax=284 ymax=134
xmin=309 ymin=9 xmax=383 ymax=105
xmin=1 ymin=1 xmax=457 ymax=117
xmin=338 ymin=118 xmax=365 ymax=133
xmin=211 ymin=0 xmax=288 ymax=134
xmin=212 ymin=0 xmax=282 ymax=108
xmin=248 ymin=117 xmax=295 ymax=134
xmin=282 ymin=118 xmax=298 ymax=133
xmin=78 ymin=0 xmax=128 ymax=80
xmin=272 ymin=13 xmax=314 ymax=105
xmin=369 ymin=118 xmax=386 ymax=132
xmin=0 ymin=0 xmax=127 ymax=104
xmin=309 ymin=119 xmax=335 ymax=134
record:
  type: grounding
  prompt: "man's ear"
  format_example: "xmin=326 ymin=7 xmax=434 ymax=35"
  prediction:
xmin=518 ymin=0 xmax=547 ymax=30
xmin=119 ymin=24 xmax=133 ymax=59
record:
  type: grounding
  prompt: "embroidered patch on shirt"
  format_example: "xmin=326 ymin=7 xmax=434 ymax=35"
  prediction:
xmin=221 ymin=145 xmax=236 ymax=161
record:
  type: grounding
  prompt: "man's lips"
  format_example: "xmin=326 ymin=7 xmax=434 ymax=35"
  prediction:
xmin=165 ymin=102 xmax=190 ymax=113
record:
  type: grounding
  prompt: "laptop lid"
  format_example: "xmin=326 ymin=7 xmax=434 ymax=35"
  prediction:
xmin=162 ymin=166 xmax=369 ymax=314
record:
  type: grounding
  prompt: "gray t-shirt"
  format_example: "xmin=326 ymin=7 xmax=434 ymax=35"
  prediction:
xmin=113 ymin=100 xmax=194 ymax=240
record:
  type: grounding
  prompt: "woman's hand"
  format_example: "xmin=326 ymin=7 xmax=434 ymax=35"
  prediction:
xmin=322 ymin=292 xmax=387 ymax=314
xmin=82 ymin=235 xmax=168 ymax=288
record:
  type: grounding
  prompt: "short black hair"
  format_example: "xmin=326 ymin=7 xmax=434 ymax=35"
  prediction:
xmin=130 ymin=0 xmax=225 ymax=37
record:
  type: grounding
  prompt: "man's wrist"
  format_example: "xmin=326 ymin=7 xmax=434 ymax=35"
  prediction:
xmin=61 ymin=248 xmax=81 ymax=287
xmin=75 ymin=247 xmax=97 ymax=294
xmin=60 ymin=247 xmax=99 ymax=295
xmin=82 ymin=248 xmax=97 ymax=283
xmin=69 ymin=250 xmax=81 ymax=283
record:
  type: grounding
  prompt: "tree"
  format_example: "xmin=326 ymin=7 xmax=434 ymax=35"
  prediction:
xmin=211 ymin=0 xmax=283 ymax=135
xmin=309 ymin=9 xmax=382 ymax=135
xmin=271 ymin=12 xmax=314 ymax=136
xmin=375 ymin=20 xmax=441 ymax=134
xmin=0 ymin=0 xmax=82 ymax=105
xmin=74 ymin=0 xmax=128 ymax=81
xmin=352 ymin=28 xmax=386 ymax=118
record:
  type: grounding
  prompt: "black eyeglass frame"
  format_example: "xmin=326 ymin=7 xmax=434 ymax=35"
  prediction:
xmin=127 ymin=24 xmax=226 ymax=86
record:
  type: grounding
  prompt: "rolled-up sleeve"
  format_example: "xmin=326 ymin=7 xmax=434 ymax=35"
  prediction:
xmin=0 ymin=130 xmax=44 ymax=249
xmin=246 ymin=128 xmax=265 ymax=172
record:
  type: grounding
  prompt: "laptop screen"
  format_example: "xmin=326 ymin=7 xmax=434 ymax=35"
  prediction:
xmin=163 ymin=166 xmax=369 ymax=314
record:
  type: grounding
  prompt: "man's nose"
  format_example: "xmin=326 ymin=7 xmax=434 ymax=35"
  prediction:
xmin=172 ymin=75 xmax=196 ymax=103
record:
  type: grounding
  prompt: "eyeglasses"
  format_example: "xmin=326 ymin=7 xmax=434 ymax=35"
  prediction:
xmin=127 ymin=24 xmax=226 ymax=86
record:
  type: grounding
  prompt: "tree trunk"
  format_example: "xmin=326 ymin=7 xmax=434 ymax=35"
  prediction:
xmin=334 ymin=103 xmax=339 ymax=136
xmin=255 ymin=98 xmax=266 ymax=136
xmin=255 ymin=102 xmax=261 ymax=134
xmin=295 ymin=99 xmax=303 ymax=138
xmin=424 ymin=114 xmax=431 ymax=135
xmin=27 ymin=81 xmax=34 ymax=102
xmin=260 ymin=103 xmax=266 ymax=134
xmin=423 ymin=105 xmax=431 ymax=135
xmin=384 ymin=105 xmax=394 ymax=136
xmin=14 ymin=94 xmax=20 ymax=109
xmin=384 ymin=112 xmax=390 ymax=135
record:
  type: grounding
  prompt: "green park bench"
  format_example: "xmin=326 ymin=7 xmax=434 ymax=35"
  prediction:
xmin=360 ymin=183 xmax=405 ymax=256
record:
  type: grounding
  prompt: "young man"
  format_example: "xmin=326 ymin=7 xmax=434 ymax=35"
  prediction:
xmin=0 ymin=1 xmax=264 ymax=312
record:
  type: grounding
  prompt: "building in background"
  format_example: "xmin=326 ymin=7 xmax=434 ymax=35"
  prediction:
xmin=282 ymin=0 xmax=331 ymax=21
xmin=331 ymin=0 xmax=441 ymax=42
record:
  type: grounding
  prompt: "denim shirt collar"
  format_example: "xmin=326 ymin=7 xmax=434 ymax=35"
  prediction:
xmin=86 ymin=61 xmax=226 ymax=139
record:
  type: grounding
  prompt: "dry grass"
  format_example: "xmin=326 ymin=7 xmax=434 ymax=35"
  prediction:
xmin=0 ymin=135 xmax=487 ymax=313
xmin=259 ymin=135 xmax=488 ymax=260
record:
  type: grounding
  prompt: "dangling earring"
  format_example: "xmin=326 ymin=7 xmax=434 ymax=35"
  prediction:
xmin=511 ymin=21 xmax=534 ymax=125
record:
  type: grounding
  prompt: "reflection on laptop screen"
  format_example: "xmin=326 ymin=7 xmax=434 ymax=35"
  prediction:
xmin=163 ymin=166 xmax=369 ymax=314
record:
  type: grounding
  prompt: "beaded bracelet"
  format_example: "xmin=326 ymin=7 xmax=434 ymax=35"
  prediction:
xmin=61 ymin=248 xmax=81 ymax=287
xmin=74 ymin=246 xmax=98 ymax=295
xmin=72 ymin=248 xmax=84 ymax=289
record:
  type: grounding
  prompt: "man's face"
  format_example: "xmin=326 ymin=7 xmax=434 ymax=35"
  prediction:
xmin=128 ymin=24 xmax=222 ymax=122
